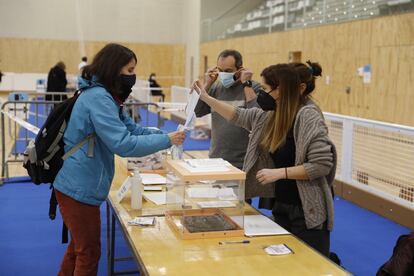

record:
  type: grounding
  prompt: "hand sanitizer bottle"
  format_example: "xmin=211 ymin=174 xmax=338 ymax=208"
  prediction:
xmin=131 ymin=170 xmax=142 ymax=209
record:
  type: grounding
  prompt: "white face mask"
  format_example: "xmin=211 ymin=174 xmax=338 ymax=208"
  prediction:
xmin=218 ymin=72 xmax=235 ymax=88
xmin=150 ymin=76 xmax=156 ymax=80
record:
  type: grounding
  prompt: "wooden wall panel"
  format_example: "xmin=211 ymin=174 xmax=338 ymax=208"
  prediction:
xmin=200 ymin=12 xmax=414 ymax=126
xmin=0 ymin=38 xmax=186 ymax=93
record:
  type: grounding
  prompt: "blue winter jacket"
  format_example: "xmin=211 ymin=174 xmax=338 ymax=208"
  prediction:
xmin=53 ymin=77 xmax=171 ymax=206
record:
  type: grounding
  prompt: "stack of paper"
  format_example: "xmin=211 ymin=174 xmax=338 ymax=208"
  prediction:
xmin=140 ymin=173 xmax=167 ymax=185
xmin=143 ymin=192 xmax=166 ymax=205
xmin=127 ymin=217 xmax=156 ymax=226
xmin=197 ymin=201 xmax=236 ymax=208
xmin=180 ymin=158 xmax=231 ymax=173
xmin=187 ymin=187 xmax=237 ymax=200
xmin=243 ymin=215 xmax=290 ymax=236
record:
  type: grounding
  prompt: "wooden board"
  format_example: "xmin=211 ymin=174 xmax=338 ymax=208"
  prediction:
xmin=166 ymin=159 xmax=246 ymax=182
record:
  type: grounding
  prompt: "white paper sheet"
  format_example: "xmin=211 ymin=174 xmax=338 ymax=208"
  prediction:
xmin=243 ymin=215 xmax=290 ymax=236
xmin=140 ymin=173 xmax=167 ymax=185
xmin=143 ymin=192 xmax=166 ymax=205
xmin=196 ymin=201 xmax=236 ymax=208
xmin=143 ymin=186 xmax=163 ymax=191
xmin=187 ymin=187 xmax=237 ymax=200
xmin=184 ymin=158 xmax=228 ymax=168
xmin=184 ymin=89 xmax=200 ymax=128
xmin=179 ymin=161 xmax=230 ymax=173
xmin=127 ymin=217 xmax=156 ymax=226
xmin=264 ymin=244 xmax=293 ymax=255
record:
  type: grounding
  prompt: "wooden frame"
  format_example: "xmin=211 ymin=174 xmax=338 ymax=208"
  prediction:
xmin=165 ymin=208 xmax=244 ymax=240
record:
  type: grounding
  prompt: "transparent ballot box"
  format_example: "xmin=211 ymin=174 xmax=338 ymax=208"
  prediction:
xmin=165 ymin=159 xmax=246 ymax=239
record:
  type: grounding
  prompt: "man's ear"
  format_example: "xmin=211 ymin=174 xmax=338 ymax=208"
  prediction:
xmin=300 ymin=83 xmax=307 ymax=95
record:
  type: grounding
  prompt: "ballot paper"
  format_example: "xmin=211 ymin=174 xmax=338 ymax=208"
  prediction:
xmin=140 ymin=173 xmax=167 ymax=185
xmin=184 ymin=89 xmax=200 ymax=128
xmin=143 ymin=186 xmax=163 ymax=191
xmin=179 ymin=159 xmax=231 ymax=173
xmin=143 ymin=192 xmax=167 ymax=205
xmin=187 ymin=187 xmax=237 ymax=200
xmin=243 ymin=215 xmax=290 ymax=236
xmin=185 ymin=158 xmax=229 ymax=168
xmin=264 ymin=244 xmax=293 ymax=256
xmin=127 ymin=217 xmax=156 ymax=226
xmin=197 ymin=201 xmax=236 ymax=208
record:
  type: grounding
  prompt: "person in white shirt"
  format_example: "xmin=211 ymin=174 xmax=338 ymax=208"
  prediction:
xmin=78 ymin=56 xmax=87 ymax=72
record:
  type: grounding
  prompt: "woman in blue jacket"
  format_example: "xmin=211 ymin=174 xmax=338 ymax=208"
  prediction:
xmin=53 ymin=43 xmax=185 ymax=276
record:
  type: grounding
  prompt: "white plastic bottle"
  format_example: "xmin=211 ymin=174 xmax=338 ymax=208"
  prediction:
xmin=131 ymin=170 xmax=142 ymax=209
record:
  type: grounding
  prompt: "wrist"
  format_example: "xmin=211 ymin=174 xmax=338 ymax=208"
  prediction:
xmin=242 ymin=80 xmax=252 ymax=88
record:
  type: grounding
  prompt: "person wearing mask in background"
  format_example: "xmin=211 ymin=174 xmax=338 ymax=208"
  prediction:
xmin=192 ymin=61 xmax=336 ymax=257
xmin=46 ymin=61 xmax=68 ymax=102
xmin=53 ymin=43 xmax=186 ymax=276
xmin=194 ymin=49 xmax=261 ymax=170
xmin=149 ymin=73 xmax=165 ymax=102
xmin=78 ymin=56 xmax=87 ymax=72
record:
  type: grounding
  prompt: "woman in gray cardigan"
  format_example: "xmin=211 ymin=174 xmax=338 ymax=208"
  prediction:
xmin=192 ymin=62 xmax=336 ymax=257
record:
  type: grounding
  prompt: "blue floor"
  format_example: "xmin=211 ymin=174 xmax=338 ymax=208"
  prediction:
xmin=0 ymin=179 xmax=411 ymax=276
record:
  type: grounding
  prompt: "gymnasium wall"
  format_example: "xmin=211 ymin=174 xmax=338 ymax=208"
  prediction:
xmin=0 ymin=0 xmax=188 ymax=44
xmin=0 ymin=38 xmax=186 ymax=89
xmin=200 ymin=12 xmax=414 ymax=126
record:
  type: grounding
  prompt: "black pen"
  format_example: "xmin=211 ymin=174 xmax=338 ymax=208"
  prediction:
xmin=283 ymin=243 xmax=295 ymax=254
xmin=219 ymin=240 xmax=250 ymax=245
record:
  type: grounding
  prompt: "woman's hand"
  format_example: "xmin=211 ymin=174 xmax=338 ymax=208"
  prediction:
xmin=191 ymin=80 xmax=210 ymax=101
xmin=256 ymin=168 xmax=284 ymax=185
xmin=168 ymin=131 xmax=186 ymax=146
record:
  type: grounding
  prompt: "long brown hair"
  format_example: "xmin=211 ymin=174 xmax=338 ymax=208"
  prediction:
xmin=260 ymin=64 xmax=302 ymax=152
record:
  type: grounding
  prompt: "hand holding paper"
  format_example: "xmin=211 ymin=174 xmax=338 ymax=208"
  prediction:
xmin=191 ymin=80 xmax=209 ymax=101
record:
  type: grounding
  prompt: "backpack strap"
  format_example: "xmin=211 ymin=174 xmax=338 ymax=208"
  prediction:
xmin=62 ymin=133 xmax=95 ymax=161
xmin=46 ymin=121 xmax=67 ymax=154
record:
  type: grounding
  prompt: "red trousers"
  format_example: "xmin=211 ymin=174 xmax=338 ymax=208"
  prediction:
xmin=55 ymin=190 xmax=101 ymax=276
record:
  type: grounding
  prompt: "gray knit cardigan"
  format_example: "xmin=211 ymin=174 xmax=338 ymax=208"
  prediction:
xmin=230 ymin=100 xmax=337 ymax=230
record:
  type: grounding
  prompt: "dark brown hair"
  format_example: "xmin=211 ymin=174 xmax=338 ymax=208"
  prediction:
xmin=217 ymin=49 xmax=243 ymax=69
xmin=82 ymin=43 xmax=137 ymax=95
xmin=290 ymin=60 xmax=322 ymax=96
xmin=260 ymin=64 xmax=302 ymax=152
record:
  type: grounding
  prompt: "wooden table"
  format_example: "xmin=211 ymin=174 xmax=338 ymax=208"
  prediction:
xmin=106 ymin=156 xmax=350 ymax=276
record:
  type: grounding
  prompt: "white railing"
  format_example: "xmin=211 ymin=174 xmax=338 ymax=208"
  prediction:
xmin=324 ymin=112 xmax=414 ymax=210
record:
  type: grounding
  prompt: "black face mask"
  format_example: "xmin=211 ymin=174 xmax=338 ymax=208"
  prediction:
xmin=257 ymin=89 xmax=276 ymax=111
xmin=119 ymin=74 xmax=136 ymax=101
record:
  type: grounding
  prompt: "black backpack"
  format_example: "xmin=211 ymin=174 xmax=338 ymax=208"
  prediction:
xmin=23 ymin=89 xmax=94 ymax=242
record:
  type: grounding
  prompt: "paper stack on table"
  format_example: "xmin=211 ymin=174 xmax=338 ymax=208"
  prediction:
xmin=243 ymin=215 xmax=290 ymax=236
xmin=143 ymin=192 xmax=167 ymax=205
xmin=140 ymin=173 xmax=167 ymax=185
xmin=180 ymin=158 xmax=231 ymax=173
xmin=187 ymin=187 xmax=237 ymax=200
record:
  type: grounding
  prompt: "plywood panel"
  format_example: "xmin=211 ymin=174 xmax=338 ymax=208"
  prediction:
xmin=0 ymin=38 xmax=185 ymax=91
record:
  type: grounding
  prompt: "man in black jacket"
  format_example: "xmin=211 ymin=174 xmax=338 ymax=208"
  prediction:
xmin=46 ymin=61 xmax=67 ymax=102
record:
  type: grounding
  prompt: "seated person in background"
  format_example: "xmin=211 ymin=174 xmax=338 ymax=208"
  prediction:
xmin=192 ymin=61 xmax=336 ymax=257
xmin=149 ymin=73 xmax=165 ymax=102
xmin=46 ymin=61 xmax=68 ymax=102
xmin=194 ymin=49 xmax=261 ymax=170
